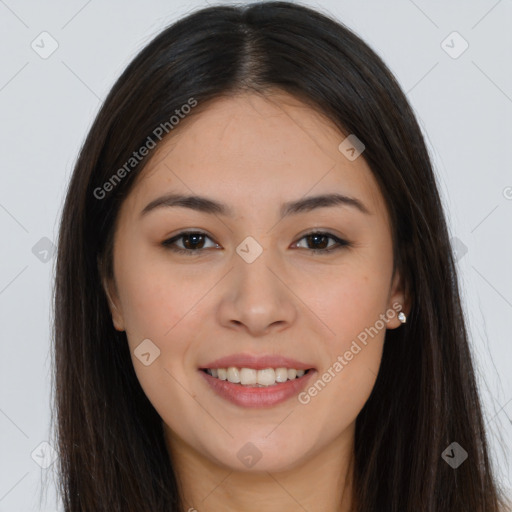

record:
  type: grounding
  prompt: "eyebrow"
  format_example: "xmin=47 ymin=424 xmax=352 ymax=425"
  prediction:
xmin=140 ymin=192 xmax=370 ymax=219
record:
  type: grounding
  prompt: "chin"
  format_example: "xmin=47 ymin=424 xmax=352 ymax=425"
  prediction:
xmin=201 ymin=433 xmax=314 ymax=473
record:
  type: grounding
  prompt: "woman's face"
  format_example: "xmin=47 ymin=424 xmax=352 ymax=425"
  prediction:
xmin=104 ymin=91 xmax=405 ymax=473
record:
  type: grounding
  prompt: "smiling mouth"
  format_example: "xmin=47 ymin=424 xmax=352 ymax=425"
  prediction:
xmin=200 ymin=367 xmax=312 ymax=387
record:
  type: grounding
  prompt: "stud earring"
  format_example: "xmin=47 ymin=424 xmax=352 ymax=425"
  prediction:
xmin=398 ymin=311 xmax=407 ymax=324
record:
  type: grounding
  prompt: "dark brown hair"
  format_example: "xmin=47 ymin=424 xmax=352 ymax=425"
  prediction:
xmin=51 ymin=1 xmax=507 ymax=510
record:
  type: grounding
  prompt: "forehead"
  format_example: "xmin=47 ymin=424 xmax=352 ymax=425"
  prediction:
xmin=120 ymin=91 xmax=386 ymax=221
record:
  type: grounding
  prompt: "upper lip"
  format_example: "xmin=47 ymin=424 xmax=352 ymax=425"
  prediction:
xmin=200 ymin=353 xmax=314 ymax=371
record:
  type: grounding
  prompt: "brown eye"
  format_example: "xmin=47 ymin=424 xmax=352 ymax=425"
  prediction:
xmin=162 ymin=231 xmax=219 ymax=255
xmin=294 ymin=232 xmax=350 ymax=253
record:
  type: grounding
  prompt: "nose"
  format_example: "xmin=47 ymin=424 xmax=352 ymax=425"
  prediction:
xmin=217 ymin=250 xmax=298 ymax=337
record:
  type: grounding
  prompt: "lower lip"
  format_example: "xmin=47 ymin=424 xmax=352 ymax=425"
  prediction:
xmin=199 ymin=370 xmax=316 ymax=408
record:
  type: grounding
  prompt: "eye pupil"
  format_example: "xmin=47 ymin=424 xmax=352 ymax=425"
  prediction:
xmin=183 ymin=233 xmax=204 ymax=250
xmin=308 ymin=234 xmax=328 ymax=249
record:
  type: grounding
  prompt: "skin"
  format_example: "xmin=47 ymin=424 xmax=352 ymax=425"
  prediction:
xmin=103 ymin=90 xmax=408 ymax=512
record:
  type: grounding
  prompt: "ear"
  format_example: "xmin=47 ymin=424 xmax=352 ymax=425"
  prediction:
xmin=98 ymin=256 xmax=126 ymax=332
xmin=386 ymin=268 xmax=410 ymax=330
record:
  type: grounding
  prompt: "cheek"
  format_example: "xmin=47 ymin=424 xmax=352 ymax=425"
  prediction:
xmin=297 ymin=299 xmax=386 ymax=443
xmin=115 ymin=258 xmax=206 ymax=434
xmin=295 ymin=256 xmax=392 ymax=425
xmin=115 ymin=246 xmax=202 ymax=343
xmin=115 ymin=250 xmax=212 ymax=392
xmin=313 ymin=278 xmax=387 ymax=388
xmin=305 ymin=264 xmax=392 ymax=349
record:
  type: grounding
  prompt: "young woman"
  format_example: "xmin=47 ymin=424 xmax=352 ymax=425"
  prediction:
xmin=51 ymin=2 xmax=508 ymax=510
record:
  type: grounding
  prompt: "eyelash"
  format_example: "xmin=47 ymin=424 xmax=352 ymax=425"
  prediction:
xmin=161 ymin=230 xmax=351 ymax=256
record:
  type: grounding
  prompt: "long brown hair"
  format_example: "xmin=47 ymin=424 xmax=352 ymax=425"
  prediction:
xmin=51 ymin=2 xmax=507 ymax=510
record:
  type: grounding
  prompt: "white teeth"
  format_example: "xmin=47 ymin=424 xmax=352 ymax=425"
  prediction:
xmin=240 ymin=368 xmax=257 ymax=385
xmin=257 ymin=368 xmax=276 ymax=386
xmin=287 ymin=368 xmax=297 ymax=379
xmin=227 ymin=367 xmax=240 ymax=383
xmin=205 ymin=367 xmax=309 ymax=386
xmin=275 ymin=368 xmax=288 ymax=383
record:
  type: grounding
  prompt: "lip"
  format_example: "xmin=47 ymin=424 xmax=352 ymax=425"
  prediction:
xmin=201 ymin=353 xmax=314 ymax=371
xmin=199 ymin=368 xmax=317 ymax=408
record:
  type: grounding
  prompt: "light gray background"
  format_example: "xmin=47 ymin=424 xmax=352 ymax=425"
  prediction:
xmin=0 ymin=0 xmax=511 ymax=510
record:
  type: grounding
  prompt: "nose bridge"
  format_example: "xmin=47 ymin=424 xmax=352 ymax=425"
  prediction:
xmin=217 ymin=236 xmax=297 ymax=335
xmin=233 ymin=237 xmax=284 ymax=304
